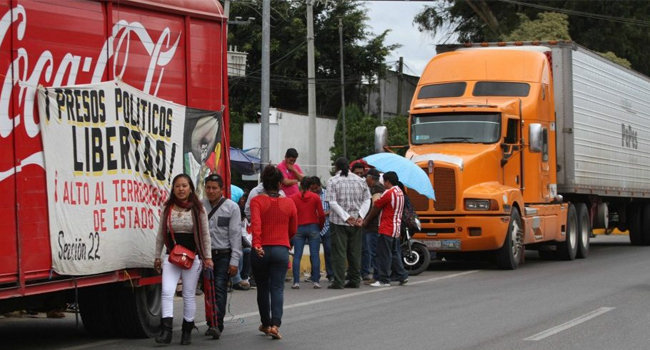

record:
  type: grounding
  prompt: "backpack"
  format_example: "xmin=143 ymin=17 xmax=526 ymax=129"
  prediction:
xmin=401 ymin=195 xmax=419 ymax=231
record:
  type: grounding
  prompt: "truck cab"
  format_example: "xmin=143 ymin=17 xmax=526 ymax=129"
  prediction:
xmin=402 ymin=45 xmax=585 ymax=269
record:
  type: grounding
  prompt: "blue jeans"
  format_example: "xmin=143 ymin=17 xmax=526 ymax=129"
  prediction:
xmin=361 ymin=229 xmax=378 ymax=279
xmin=292 ymin=224 xmax=321 ymax=283
xmin=376 ymin=234 xmax=408 ymax=284
xmin=211 ymin=252 xmax=231 ymax=331
xmin=231 ymin=247 xmax=252 ymax=284
xmin=321 ymin=228 xmax=333 ymax=279
xmin=251 ymin=245 xmax=289 ymax=327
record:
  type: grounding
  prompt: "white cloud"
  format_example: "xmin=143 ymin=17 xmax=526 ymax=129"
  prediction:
xmin=363 ymin=1 xmax=456 ymax=76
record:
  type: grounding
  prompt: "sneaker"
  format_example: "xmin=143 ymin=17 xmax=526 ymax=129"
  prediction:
xmin=363 ymin=278 xmax=377 ymax=285
xmin=369 ymin=281 xmax=390 ymax=287
xmin=233 ymin=281 xmax=251 ymax=291
xmin=291 ymin=283 xmax=300 ymax=289
xmin=362 ymin=275 xmax=372 ymax=281
xmin=399 ymin=279 xmax=408 ymax=286
xmin=313 ymin=282 xmax=321 ymax=289
xmin=343 ymin=282 xmax=359 ymax=288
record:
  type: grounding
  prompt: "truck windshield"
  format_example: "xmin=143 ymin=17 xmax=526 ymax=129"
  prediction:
xmin=411 ymin=113 xmax=501 ymax=144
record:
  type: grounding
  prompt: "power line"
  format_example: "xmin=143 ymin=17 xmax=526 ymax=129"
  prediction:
xmin=498 ymin=0 xmax=650 ymax=27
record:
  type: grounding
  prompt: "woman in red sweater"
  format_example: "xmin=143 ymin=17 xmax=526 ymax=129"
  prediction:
xmin=250 ymin=165 xmax=298 ymax=340
xmin=290 ymin=177 xmax=325 ymax=289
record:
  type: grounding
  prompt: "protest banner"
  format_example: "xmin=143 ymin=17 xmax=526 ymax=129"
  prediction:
xmin=37 ymin=80 xmax=221 ymax=275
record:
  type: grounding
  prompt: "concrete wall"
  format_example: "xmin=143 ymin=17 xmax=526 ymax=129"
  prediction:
xmin=243 ymin=108 xmax=337 ymax=182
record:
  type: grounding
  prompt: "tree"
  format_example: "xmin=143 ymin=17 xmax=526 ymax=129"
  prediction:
xmin=503 ymin=12 xmax=570 ymax=41
xmin=414 ymin=0 xmax=650 ymax=76
xmin=383 ymin=115 xmax=409 ymax=156
xmin=227 ymin=0 xmax=397 ymax=120
xmin=330 ymin=104 xmax=380 ymax=162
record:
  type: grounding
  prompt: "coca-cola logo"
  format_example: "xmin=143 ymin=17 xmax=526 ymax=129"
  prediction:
xmin=0 ymin=4 xmax=181 ymax=181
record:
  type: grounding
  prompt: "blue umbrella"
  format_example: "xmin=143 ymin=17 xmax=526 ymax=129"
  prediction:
xmin=363 ymin=153 xmax=436 ymax=200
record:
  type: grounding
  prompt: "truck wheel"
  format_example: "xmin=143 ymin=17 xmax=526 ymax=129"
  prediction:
xmin=115 ymin=283 xmax=162 ymax=338
xmin=576 ymin=203 xmax=591 ymax=259
xmin=629 ymin=204 xmax=643 ymax=245
xmin=401 ymin=243 xmax=431 ymax=276
xmin=79 ymin=285 xmax=119 ymax=337
xmin=496 ymin=208 xmax=523 ymax=270
xmin=557 ymin=203 xmax=578 ymax=260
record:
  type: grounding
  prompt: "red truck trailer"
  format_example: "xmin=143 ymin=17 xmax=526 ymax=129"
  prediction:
xmin=0 ymin=0 xmax=230 ymax=337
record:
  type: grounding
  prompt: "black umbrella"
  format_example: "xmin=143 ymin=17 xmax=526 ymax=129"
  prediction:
xmin=230 ymin=147 xmax=261 ymax=175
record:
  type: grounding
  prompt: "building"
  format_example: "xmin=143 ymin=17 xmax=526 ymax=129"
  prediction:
xmin=242 ymin=108 xmax=337 ymax=182
xmin=365 ymin=69 xmax=419 ymax=120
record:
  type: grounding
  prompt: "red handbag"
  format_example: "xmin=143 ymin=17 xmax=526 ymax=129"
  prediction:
xmin=168 ymin=244 xmax=196 ymax=269
xmin=167 ymin=219 xmax=196 ymax=269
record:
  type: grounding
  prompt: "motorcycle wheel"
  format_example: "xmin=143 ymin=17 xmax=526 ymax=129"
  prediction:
xmin=401 ymin=243 xmax=431 ymax=276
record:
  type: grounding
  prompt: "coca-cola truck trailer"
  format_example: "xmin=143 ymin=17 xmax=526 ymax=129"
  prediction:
xmin=0 ymin=0 xmax=230 ymax=337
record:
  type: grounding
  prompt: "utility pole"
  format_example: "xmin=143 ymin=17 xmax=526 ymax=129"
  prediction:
xmin=307 ymin=0 xmax=317 ymax=176
xmin=261 ymin=0 xmax=270 ymax=166
xmin=339 ymin=18 xmax=347 ymax=158
xmin=396 ymin=56 xmax=403 ymax=116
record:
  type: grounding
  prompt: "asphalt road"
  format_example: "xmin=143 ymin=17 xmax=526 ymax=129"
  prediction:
xmin=3 ymin=234 xmax=650 ymax=350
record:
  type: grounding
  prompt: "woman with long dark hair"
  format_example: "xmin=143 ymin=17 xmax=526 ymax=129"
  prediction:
xmin=250 ymin=165 xmax=298 ymax=340
xmin=289 ymin=176 xmax=325 ymax=289
xmin=154 ymin=174 xmax=213 ymax=345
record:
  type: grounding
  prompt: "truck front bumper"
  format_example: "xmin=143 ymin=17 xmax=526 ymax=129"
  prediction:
xmin=413 ymin=215 xmax=510 ymax=252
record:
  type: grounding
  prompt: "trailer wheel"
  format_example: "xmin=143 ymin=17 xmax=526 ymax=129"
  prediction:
xmin=115 ymin=283 xmax=161 ymax=338
xmin=629 ymin=204 xmax=643 ymax=245
xmin=79 ymin=285 xmax=119 ymax=337
xmin=557 ymin=203 xmax=578 ymax=260
xmin=496 ymin=208 xmax=523 ymax=270
xmin=576 ymin=203 xmax=591 ymax=259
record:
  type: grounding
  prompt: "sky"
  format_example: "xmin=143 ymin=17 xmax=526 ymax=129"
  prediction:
xmin=364 ymin=1 xmax=456 ymax=77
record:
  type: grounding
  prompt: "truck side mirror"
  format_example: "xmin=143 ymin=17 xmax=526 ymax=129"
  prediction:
xmin=529 ymin=123 xmax=543 ymax=153
xmin=374 ymin=126 xmax=388 ymax=153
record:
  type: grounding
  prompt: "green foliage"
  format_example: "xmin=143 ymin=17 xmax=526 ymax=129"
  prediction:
xmin=227 ymin=0 xmax=397 ymax=120
xmin=598 ymin=51 xmax=632 ymax=69
xmin=383 ymin=115 xmax=409 ymax=156
xmin=330 ymin=104 xmax=380 ymax=162
xmin=503 ymin=12 xmax=570 ymax=41
xmin=414 ymin=1 xmax=650 ymax=76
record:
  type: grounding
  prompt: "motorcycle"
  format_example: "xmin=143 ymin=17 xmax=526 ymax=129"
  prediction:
xmin=400 ymin=218 xmax=431 ymax=275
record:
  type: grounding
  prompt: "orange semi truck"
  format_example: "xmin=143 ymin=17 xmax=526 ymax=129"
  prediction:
xmin=377 ymin=41 xmax=650 ymax=269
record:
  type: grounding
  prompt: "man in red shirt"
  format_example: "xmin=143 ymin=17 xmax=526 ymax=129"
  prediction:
xmin=362 ymin=171 xmax=408 ymax=287
xmin=276 ymin=148 xmax=304 ymax=197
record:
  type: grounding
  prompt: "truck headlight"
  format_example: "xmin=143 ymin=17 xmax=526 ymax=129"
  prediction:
xmin=464 ymin=199 xmax=498 ymax=211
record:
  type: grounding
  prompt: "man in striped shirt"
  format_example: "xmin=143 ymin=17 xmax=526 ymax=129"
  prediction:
xmin=363 ymin=171 xmax=408 ymax=287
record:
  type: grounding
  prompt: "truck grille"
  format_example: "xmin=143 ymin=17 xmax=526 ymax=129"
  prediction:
xmin=434 ymin=167 xmax=456 ymax=211
xmin=408 ymin=166 xmax=456 ymax=212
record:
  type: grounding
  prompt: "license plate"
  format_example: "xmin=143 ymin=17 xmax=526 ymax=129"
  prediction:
xmin=425 ymin=239 xmax=461 ymax=251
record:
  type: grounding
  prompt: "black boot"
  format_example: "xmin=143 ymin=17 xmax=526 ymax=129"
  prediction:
xmin=155 ymin=317 xmax=173 ymax=344
xmin=180 ymin=320 xmax=195 ymax=345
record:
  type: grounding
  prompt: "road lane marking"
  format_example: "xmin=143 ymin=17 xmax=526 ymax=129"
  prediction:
xmin=524 ymin=306 xmax=615 ymax=341
xmin=225 ymin=270 xmax=480 ymax=321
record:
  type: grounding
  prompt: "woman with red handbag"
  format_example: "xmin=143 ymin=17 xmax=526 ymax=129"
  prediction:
xmin=154 ymin=174 xmax=213 ymax=345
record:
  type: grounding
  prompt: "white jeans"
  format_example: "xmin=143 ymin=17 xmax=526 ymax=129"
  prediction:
xmin=161 ymin=255 xmax=203 ymax=321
